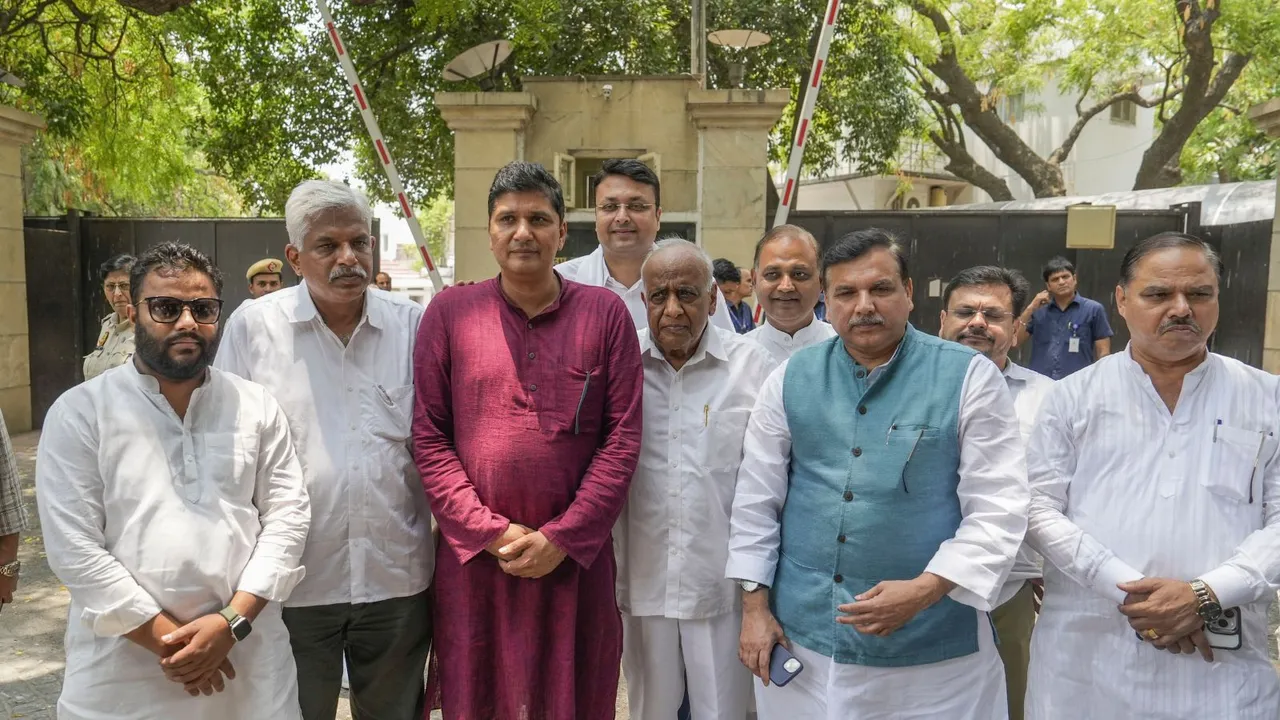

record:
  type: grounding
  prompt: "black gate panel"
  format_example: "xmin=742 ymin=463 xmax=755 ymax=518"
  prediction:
xmin=24 ymin=227 xmax=83 ymax=428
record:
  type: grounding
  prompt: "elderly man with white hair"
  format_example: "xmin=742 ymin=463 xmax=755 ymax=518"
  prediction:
xmin=215 ymin=180 xmax=433 ymax=720
xmin=616 ymin=237 xmax=776 ymax=719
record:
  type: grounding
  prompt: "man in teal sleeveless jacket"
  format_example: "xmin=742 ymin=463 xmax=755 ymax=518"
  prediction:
xmin=726 ymin=229 xmax=1029 ymax=719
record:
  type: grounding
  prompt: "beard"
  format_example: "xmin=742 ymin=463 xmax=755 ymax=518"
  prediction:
xmin=135 ymin=325 xmax=220 ymax=381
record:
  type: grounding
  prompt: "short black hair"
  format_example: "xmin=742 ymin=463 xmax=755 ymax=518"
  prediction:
xmin=711 ymin=258 xmax=741 ymax=285
xmin=943 ymin=266 xmax=1032 ymax=317
xmin=130 ymin=242 xmax=224 ymax=304
xmin=821 ymin=228 xmax=909 ymax=285
xmin=1041 ymin=256 xmax=1076 ymax=282
xmin=487 ymin=162 xmax=565 ymax=221
xmin=1120 ymin=231 xmax=1222 ymax=286
xmin=100 ymin=254 xmax=136 ymax=281
xmin=591 ymin=159 xmax=660 ymax=207
xmin=754 ymin=224 xmax=820 ymax=268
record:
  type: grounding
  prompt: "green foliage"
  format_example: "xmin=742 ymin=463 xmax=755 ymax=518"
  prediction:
xmin=412 ymin=193 xmax=452 ymax=270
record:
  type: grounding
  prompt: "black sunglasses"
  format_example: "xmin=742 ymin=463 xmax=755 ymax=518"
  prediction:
xmin=136 ymin=296 xmax=224 ymax=325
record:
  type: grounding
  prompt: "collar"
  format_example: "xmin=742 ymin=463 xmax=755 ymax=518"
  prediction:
xmin=493 ymin=271 xmax=570 ymax=318
xmin=287 ymin=280 xmax=383 ymax=330
xmin=640 ymin=324 xmax=729 ymax=367
xmin=1049 ymin=293 xmax=1082 ymax=311
xmin=858 ymin=324 xmax=913 ymax=386
xmin=762 ymin=314 xmax=821 ymax=342
xmin=1002 ymin=360 xmax=1039 ymax=384
xmin=584 ymin=245 xmax=643 ymax=293
xmin=127 ymin=355 xmax=213 ymax=396
xmin=1120 ymin=342 xmax=1215 ymax=382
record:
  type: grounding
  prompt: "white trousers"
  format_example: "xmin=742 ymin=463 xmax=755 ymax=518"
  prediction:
xmin=622 ymin=611 xmax=752 ymax=720
xmin=755 ymin=613 xmax=1008 ymax=720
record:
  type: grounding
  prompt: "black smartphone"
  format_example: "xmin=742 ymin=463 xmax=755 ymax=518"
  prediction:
xmin=768 ymin=643 xmax=804 ymax=687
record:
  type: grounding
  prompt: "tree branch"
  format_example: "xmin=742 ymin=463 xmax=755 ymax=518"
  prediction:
xmin=1048 ymin=86 xmax=1185 ymax=166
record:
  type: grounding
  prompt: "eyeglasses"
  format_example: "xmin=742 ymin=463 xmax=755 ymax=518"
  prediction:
xmin=950 ymin=307 xmax=1012 ymax=322
xmin=595 ymin=202 xmax=656 ymax=215
xmin=136 ymin=296 xmax=223 ymax=324
xmin=104 ymin=282 xmax=131 ymax=294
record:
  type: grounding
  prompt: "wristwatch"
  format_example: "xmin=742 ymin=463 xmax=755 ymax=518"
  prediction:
xmin=218 ymin=606 xmax=253 ymax=642
xmin=1190 ymin=579 xmax=1223 ymax=623
xmin=737 ymin=580 xmax=767 ymax=594
xmin=0 ymin=560 xmax=19 ymax=578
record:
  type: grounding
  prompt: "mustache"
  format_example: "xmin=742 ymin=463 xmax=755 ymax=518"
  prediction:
xmin=1159 ymin=317 xmax=1201 ymax=335
xmin=166 ymin=332 xmax=206 ymax=349
xmin=329 ymin=265 xmax=368 ymax=282
xmin=958 ymin=328 xmax=993 ymax=342
xmin=847 ymin=314 xmax=886 ymax=329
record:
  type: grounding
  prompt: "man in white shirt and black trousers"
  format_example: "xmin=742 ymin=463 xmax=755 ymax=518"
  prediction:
xmin=1025 ymin=231 xmax=1280 ymax=719
xmin=616 ymin=238 xmax=776 ymax=719
xmin=216 ymin=180 xmax=433 ymax=720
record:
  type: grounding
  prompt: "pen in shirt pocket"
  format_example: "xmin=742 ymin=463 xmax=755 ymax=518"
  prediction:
xmin=1214 ymin=419 xmax=1221 ymax=442
xmin=704 ymin=404 xmax=709 ymax=427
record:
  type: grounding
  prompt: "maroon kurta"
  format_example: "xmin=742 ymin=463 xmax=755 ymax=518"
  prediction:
xmin=413 ymin=276 xmax=642 ymax=720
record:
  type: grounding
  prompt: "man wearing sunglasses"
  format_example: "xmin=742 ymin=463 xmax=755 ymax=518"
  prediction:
xmin=939 ymin=265 xmax=1054 ymax=720
xmin=36 ymin=241 xmax=311 ymax=719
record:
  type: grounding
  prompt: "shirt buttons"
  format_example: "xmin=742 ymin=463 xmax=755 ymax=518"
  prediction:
xmin=1168 ymin=451 xmax=1175 ymax=458
xmin=529 ymin=384 xmax=538 ymax=392
xmin=528 ymin=352 xmax=536 ymax=359
xmin=843 ymin=490 xmax=854 ymax=502
xmin=526 ymin=322 xmax=534 ymax=329
xmin=671 ymin=431 xmax=678 ymax=438
xmin=834 ymin=574 xmax=844 ymax=583
xmin=856 ymin=370 xmax=866 ymax=379
xmin=858 ymin=405 xmax=867 ymax=415
xmin=837 ymin=534 xmax=846 ymax=543
xmin=852 ymin=447 xmax=862 ymax=457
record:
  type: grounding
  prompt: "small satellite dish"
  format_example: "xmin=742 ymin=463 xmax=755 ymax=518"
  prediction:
xmin=442 ymin=40 xmax=513 ymax=91
xmin=707 ymin=30 xmax=771 ymax=88
xmin=0 ymin=68 xmax=25 ymax=89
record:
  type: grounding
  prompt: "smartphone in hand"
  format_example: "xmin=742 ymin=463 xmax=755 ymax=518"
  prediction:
xmin=768 ymin=643 xmax=804 ymax=687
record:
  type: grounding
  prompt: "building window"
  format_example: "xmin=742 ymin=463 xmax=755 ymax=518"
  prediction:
xmin=998 ymin=92 xmax=1025 ymax=124
xmin=1111 ymin=100 xmax=1137 ymax=125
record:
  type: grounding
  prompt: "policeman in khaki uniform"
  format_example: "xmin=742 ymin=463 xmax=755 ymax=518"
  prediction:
xmin=247 ymin=258 xmax=285 ymax=298
xmin=83 ymin=254 xmax=136 ymax=381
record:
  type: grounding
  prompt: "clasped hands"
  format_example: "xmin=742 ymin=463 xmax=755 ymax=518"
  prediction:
xmin=1117 ymin=577 xmax=1214 ymax=662
xmin=136 ymin=612 xmax=237 ymax=698
xmin=486 ymin=522 xmax=567 ymax=579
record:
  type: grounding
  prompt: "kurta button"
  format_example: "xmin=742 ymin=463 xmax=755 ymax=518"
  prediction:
xmin=843 ymin=491 xmax=853 ymax=501
xmin=526 ymin=322 xmax=533 ymax=329
xmin=858 ymin=405 xmax=867 ymax=415
xmin=837 ymin=534 xmax=846 ymax=543
xmin=834 ymin=574 xmax=843 ymax=583
xmin=527 ymin=352 xmax=536 ymax=359
xmin=856 ymin=370 xmax=865 ymax=378
xmin=852 ymin=447 xmax=862 ymax=457
xmin=530 ymin=384 xmax=538 ymax=391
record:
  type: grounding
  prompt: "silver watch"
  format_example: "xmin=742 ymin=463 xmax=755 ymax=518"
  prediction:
xmin=738 ymin=579 xmax=766 ymax=593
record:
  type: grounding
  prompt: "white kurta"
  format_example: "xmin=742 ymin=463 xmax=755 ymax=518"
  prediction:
xmin=618 ymin=326 xmax=776 ymax=720
xmin=36 ymin=363 xmax=310 ymax=720
xmin=215 ymin=282 xmax=433 ymax=607
xmin=1025 ymin=347 xmax=1280 ymax=719
xmin=744 ymin=316 xmax=836 ymax=363
xmin=995 ymin=361 xmax=1055 ymax=605
xmin=556 ymin=246 xmax=735 ymax=332
xmin=726 ymin=348 xmax=1027 ymax=719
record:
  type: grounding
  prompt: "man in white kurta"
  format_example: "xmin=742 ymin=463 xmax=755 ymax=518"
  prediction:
xmin=1025 ymin=232 xmax=1280 ymax=719
xmin=618 ymin=239 xmax=777 ymax=719
xmin=555 ymin=158 xmax=733 ymax=332
xmin=726 ymin=229 xmax=1027 ymax=720
xmin=744 ymin=224 xmax=835 ymax=362
xmin=37 ymin=241 xmax=310 ymax=720
xmin=215 ymin=181 xmax=433 ymax=720
xmin=938 ymin=265 xmax=1053 ymax=720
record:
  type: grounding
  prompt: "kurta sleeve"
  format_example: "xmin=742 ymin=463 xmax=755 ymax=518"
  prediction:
xmin=235 ymin=389 xmax=310 ymax=601
xmin=413 ymin=300 xmax=510 ymax=564
xmin=36 ymin=397 xmax=163 ymax=637
xmin=540 ymin=301 xmax=643 ymax=569
xmin=724 ymin=361 xmax=791 ymax=587
xmin=1025 ymin=382 xmax=1142 ymax=605
xmin=925 ymin=355 xmax=1029 ymax=611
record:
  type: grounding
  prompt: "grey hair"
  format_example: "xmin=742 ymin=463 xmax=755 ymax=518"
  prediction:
xmin=642 ymin=236 xmax=715 ymax=292
xmin=284 ymin=180 xmax=373 ymax=249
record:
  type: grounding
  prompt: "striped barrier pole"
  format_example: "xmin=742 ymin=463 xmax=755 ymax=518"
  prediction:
xmin=772 ymin=0 xmax=842 ymax=228
xmin=315 ymin=0 xmax=445 ymax=292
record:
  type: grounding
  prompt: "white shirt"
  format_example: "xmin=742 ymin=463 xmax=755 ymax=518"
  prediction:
xmin=1025 ymin=347 xmax=1280 ymax=718
xmin=745 ymin=316 xmax=837 ymax=363
xmin=995 ymin=360 xmax=1055 ymax=605
xmin=726 ymin=349 xmax=1028 ymax=613
xmin=617 ymin=326 xmax=777 ymax=620
xmin=557 ymin=246 xmax=735 ymax=332
xmin=215 ymin=283 xmax=434 ymax=607
xmin=36 ymin=363 xmax=309 ymax=720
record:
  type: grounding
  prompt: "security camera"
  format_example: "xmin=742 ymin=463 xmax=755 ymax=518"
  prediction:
xmin=602 ymin=84 xmax=613 ymax=99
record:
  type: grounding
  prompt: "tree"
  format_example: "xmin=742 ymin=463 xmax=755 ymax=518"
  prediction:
xmin=409 ymin=193 xmax=452 ymax=270
xmin=902 ymin=0 xmax=1280 ymax=199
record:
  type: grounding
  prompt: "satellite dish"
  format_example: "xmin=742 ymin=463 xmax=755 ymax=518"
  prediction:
xmin=442 ymin=40 xmax=513 ymax=91
xmin=707 ymin=30 xmax=771 ymax=88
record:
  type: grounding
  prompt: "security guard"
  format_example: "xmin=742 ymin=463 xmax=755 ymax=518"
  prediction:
xmin=247 ymin=258 xmax=285 ymax=298
xmin=83 ymin=254 xmax=136 ymax=381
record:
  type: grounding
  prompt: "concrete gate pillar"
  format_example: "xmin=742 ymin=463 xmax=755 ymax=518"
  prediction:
xmin=687 ymin=89 xmax=789 ymax=267
xmin=0 ymin=106 xmax=44 ymax=432
xmin=1249 ymin=99 xmax=1280 ymax=373
xmin=435 ymin=92 xmax=539 ymax=283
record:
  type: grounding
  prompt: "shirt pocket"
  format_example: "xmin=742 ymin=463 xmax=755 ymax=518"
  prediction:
xmin=567 ymin=366 xmax=604 ymax=436
xmin=370 ymin=384 xmax=414 ymax=444
xmin=886 ymin=423 xmax=945 ymax=495
xmin=699 ymin=409 xmax=751 ymax=473
xmin=1204 ymin=425 xmax=1272 ymax=504
xmin=200 ymin=432 xmax=258 ymax=503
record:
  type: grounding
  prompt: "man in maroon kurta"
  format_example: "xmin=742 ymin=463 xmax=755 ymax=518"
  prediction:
xmin=413 ymin=162 xmax=643 ymax=719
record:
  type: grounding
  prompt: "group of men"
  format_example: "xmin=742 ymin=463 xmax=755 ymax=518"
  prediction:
xmin=26 ymin=155 xmax=1280 ymax=720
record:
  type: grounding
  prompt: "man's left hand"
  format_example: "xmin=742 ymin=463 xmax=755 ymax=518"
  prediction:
xmin=837 ymin=573 xmax=954 ymax=636
xmin=158 ymin=614 xmax=237 ymax=684
xmin=498 ymin=531 xmax=567 ymax=579
xmin=1118 ymin=577 xmax=1205 ymax=646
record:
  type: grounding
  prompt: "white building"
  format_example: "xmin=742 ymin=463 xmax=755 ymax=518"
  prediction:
xmin=795 ymin=70 xmax=1158 ymax=210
